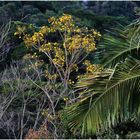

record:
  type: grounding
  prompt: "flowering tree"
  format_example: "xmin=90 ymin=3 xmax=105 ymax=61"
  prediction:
xmin=14 ymin=14 xmax=101 ymax=138
xmin=15 ymin=14 xmax=101 ymax=90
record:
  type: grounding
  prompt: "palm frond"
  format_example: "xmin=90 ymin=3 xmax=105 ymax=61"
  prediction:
xmin=66 ymin=57 xmax=140 ymax=136
xmin=96 ymin=20 xmax=140 ymax=67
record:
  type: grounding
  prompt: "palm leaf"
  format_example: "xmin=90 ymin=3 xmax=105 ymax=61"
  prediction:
xmin=96 ymin=20 xmax=140 ymax=67
xmin=66 ymin=57 xmax=140 ymax=136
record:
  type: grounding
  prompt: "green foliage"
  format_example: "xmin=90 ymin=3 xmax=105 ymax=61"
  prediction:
xmin=10 ymin=43 xmax=28 ymax=60
xmin=66 ymin=54 xmax=140 ymax=136
xmin=97 ymin=119 xmax=140 ymax=138
xmin=126 ymin=132 xmax=140 ymax=139
xmin=45 ymin=10 xmax=57 ymax=19
xmin=96 ymin=19 xmax=140 ymax=67
xmin=64 ymin=8 xmax=130 ymax=30
xmin=0 ymin=1 xmax=140 ymax=138
xmin=59 ymin=110 xmax=75 ymax=139
xmin=97 ymin=129 xmax=118 ymax=139
xmin=65 ymin=20 xmax=140 ymax=136
xmin=0 ymin=1 xmax=133 ymax=28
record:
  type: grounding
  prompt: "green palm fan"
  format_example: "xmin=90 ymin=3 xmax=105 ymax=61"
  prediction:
xmin=66 ymin=19 xmax=140 ymax=136
xmin=96 ymin=19 xmax=140 ymax=67
xmin=66 ymin=57 xmax=140 ymax=136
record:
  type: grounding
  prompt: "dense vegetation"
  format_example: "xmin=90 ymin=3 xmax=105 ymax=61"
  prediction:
xmin=0 ymin=1 xmax=140 ymax=139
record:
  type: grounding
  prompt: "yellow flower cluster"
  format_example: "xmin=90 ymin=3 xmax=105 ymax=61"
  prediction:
xmin=83 ymin=60 xmax=103 ymax=73
xmin=14 ymin=14 xmax=102 ymax=83
xmin=48 ymin=14 xmax=74 ymax=31
xmin=15 ymin=14 xmax=100 ymax=55
xmin=65 ymin=32 xmax=98 ymax=53
xmin=67 ymin=35 xmax=81 ymax=51
xmin=20 ymin=26 xmax=50 ymax=47
xmin=39 ymin=26 xmax=49 ymax=34
xmin=84 ymin=60 xmax=95 ymax=73
xmin=92 ymin=30 xmax=101 ymax=38
xmin=39 ymin=42 xmax=58 ymax=52
xmin=82 ymin=36 xmax=96 ymax=52
xmin=23 ymin=34 xmax=34 ymax=47
xmin=24 ymin=31 xmax=44 ymax=47
xmin=53 ymin=47 xmax=65 ymax=66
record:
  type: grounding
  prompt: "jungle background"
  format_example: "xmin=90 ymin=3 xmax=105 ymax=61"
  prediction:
xmin=0 ymin=1 xmax=140 ymax=139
